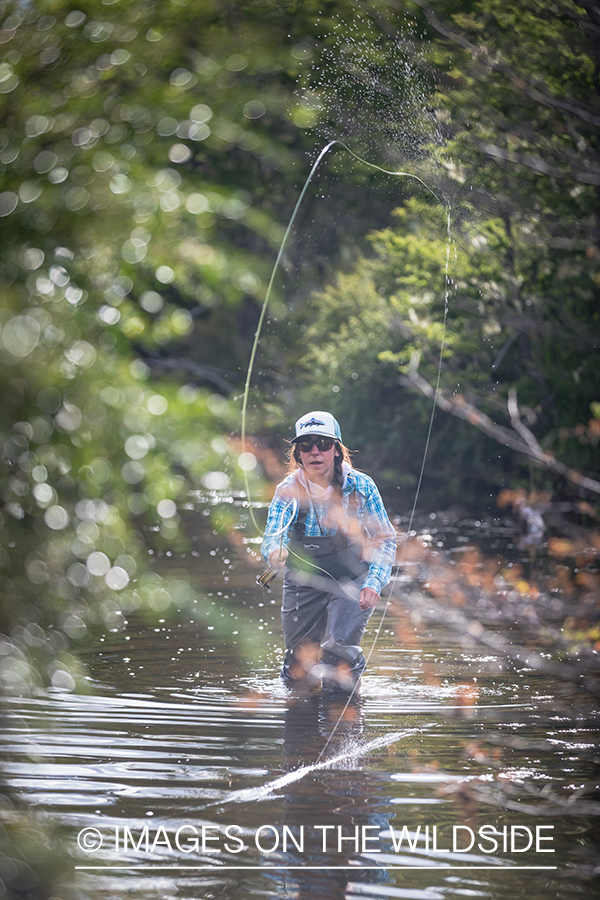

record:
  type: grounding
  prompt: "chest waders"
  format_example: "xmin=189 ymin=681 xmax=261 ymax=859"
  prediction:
xmin=281 ymin=486 xmax=373 ymax=689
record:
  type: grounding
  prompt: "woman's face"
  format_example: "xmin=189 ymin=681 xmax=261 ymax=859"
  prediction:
xmin=297 ymin=438 xmax=338 ymax=485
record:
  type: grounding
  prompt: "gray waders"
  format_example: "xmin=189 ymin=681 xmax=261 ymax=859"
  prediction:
xmin=281 ymin=494 xmax=372 ymax=689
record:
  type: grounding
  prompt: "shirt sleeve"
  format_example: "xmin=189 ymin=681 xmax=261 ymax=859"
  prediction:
xmin=260 ymin=482 xmax=298 ymax=563
xmin=359 ymin=478 xmax=397 ymax=594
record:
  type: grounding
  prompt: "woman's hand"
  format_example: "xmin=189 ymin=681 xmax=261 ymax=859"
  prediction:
xmin=359 ymin=587 xmax=380 ymax=609
xmin=269 ymin=548 xmax=288 ymax=568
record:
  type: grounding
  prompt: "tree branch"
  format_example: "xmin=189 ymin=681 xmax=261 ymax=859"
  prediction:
xmin=399 ymin=361 xmax=600 ymax=496
xmin=397 ymin=588 xmax=600 ymax=698
xmin=473 ymin=139 xmax=600 ymax=186
xmin=500 ymin=311 xmax=600 ymax=351
xmin=408 ymin=0 xmax=600 ymax=128
xmin=142 ymin=356 xmax=235 ymax=394
xmin=507 ymin=386 xmax=543 ymax=456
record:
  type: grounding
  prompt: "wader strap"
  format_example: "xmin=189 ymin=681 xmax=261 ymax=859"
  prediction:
xmin=293 ymin=481 xmax=314 ymax=539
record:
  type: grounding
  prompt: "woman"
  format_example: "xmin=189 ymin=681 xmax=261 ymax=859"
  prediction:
xmin=261 ymin=410 xmax=397 ymax=689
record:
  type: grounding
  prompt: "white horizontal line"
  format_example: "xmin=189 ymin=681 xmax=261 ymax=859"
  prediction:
xmin=75 ymin=865 xmax=558 ymax=871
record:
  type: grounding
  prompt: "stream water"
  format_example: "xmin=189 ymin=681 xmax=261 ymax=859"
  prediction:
xmin=1 ymin=505 xmax=598 ymax=900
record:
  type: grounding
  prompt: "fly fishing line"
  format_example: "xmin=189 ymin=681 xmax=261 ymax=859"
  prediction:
xmin=241 ymin=139 xmax=445 ymax=530
xmin=239 ymin=139 xmax=451 ymax=757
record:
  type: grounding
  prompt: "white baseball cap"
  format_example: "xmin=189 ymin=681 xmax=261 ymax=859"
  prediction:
xmin=291 ymin=410 xmax=342 ymax=443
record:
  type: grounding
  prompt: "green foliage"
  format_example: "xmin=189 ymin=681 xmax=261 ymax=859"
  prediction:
xmin=292 ymin=183 xmax=599 ymax=502
xmin=281 ymin=0 xmax=599 ymax=505
xmin=0 ymin=0 xmax=300 ymax=339
xmin=1 ymin=0 xmax=599 ymax=693
xmin=0 ymin=312 xmax=242 ymax=691
xmin=421 ymin=0 xmax=600 ymax=485
xmin=0 ymin=0 xmax=382 ymax=692
xmin=1 ymin=0 xmax=430 ymax=691
xmin=0 ymin=806 xmax=70 ymax=900
xmin=289 ymin=199 xmax=489 ymax=499
xmin=0 ymin=0 xmax=308 ymax=691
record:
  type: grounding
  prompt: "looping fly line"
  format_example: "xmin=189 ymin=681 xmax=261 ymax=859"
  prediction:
xmin=241 ymin=138 xmax=447 ymax=528
xmin=239 ymin=139 xmax=451 ymax=760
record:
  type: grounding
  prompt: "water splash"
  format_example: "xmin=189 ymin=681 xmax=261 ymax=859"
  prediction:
xmin=304 ymin=15 xmax=443 ymax=165
xmin=227 ymin=724 xmax=432 ymax=804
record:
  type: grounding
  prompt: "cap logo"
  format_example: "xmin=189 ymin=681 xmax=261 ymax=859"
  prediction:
xmin=300 ymin=417 xmax=325 ymax=429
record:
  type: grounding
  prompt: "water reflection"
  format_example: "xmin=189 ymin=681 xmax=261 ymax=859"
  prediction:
xmin=0 ymin=510 xmax=597 ymax=899
xmin=269 ymin=693 xmax=401 ymax=900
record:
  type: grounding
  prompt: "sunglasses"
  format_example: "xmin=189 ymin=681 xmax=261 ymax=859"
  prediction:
xmin=295 ymin=437 xmax=336 ymax=453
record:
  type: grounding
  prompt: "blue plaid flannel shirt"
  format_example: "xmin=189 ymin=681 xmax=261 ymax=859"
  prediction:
xmin=261 ymin=465 xmax=397 ymax=595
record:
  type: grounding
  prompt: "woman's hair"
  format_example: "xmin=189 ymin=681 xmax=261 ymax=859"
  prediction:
xmin=286 ymin=440 xmax=354 ymax=489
